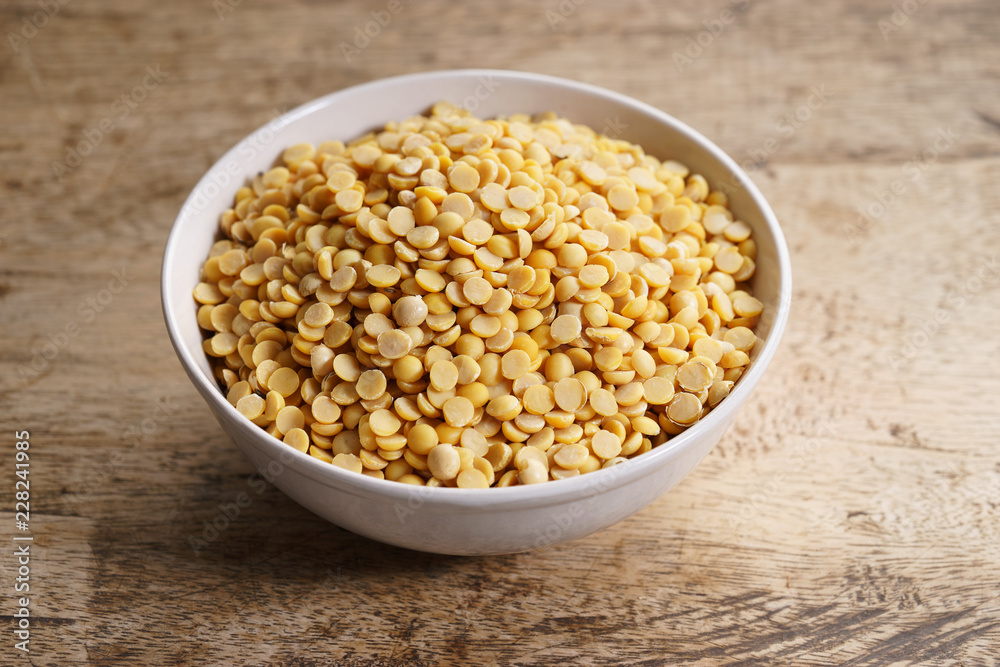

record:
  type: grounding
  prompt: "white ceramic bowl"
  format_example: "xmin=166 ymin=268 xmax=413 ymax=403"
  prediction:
xmin=162 ymin=70 xmax=791 ymax=555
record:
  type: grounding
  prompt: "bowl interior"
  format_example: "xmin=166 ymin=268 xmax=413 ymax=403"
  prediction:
xmin=162 ymin=69 xmax=791 ymax=506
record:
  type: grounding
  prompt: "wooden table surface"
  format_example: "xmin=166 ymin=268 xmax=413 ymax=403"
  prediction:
xmin=2 ymin=0 xmax=999 ymax=664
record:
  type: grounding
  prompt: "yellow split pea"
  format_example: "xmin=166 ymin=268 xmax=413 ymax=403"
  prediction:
xmin=197 ymin=101 xmax=762 ymax=488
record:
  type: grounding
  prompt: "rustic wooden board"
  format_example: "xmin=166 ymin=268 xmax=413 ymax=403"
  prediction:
xmin=1 ymin=0 xmax=998 ymax=664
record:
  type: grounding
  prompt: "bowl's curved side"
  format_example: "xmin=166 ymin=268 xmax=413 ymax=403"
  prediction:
xmin=161 ymin=69 xmax=791 ymax=555
xmin=215 ymin=396 xmax=737 ymax=555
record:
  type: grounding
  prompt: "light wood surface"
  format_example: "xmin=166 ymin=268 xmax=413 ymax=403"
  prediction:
xmin=2 ymin=0 xmax=999 ymax=664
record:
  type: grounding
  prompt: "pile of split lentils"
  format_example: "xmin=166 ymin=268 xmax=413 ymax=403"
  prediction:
xmin=193 ymin=101 xmax=763 ymax=489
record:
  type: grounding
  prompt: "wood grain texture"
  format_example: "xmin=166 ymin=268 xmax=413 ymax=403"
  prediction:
xmin=1 ymin=0 xmax=999 ymax=664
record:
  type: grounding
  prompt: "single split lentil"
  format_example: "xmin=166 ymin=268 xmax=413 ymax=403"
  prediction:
xmin=195 ymin=101 xmax=763 ymax=488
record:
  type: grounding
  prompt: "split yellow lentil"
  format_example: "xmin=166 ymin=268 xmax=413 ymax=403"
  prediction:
xmin=197 ymin=102 xmax=763 ymax=488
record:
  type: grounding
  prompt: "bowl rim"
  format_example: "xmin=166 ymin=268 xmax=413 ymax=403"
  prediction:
xmin=161 ymin=68 xmax=792 ymax=509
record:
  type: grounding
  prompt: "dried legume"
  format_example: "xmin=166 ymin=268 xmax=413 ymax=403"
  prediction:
xmin=196 ymin=102 xmax=763 ymax=487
